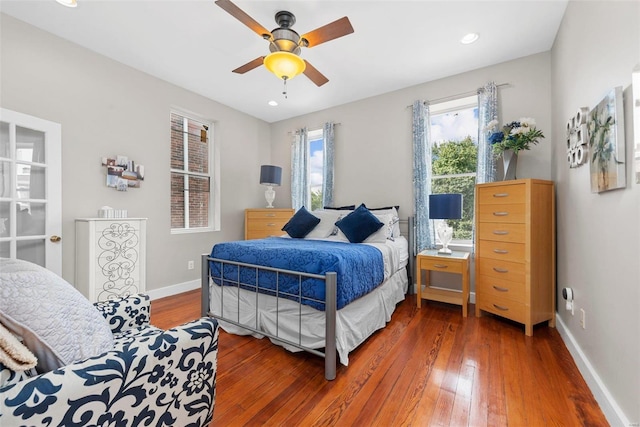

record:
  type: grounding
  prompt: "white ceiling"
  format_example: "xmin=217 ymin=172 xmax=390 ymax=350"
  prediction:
xmin=0 ymin=0 xmax=568 ymax=123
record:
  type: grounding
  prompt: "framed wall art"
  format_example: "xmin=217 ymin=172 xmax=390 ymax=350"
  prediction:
xmin=101 ymin=155 xmax=145 ymax=192
xmin=588 ymin=86 xmax=626 ymax=193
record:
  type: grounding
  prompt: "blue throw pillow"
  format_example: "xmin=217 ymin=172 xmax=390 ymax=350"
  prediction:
xmin=282 ymin=206 xmax=321 ymax=238
xmin=335 ymin=204 xmax=384 ymax=243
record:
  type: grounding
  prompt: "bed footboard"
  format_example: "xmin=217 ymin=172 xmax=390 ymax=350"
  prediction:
xmin=201 ymin=254 xmax=338 ymax=380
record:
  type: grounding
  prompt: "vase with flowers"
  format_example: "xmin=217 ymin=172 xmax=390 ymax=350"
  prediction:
xmin=486 ymin=118 xmax=545 ymax=180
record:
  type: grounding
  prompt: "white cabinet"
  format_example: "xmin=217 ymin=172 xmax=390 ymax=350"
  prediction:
xmin=75 ymin=218 xmax=147 ymax=302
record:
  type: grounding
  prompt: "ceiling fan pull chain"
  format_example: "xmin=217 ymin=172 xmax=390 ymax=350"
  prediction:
xmin=282 ymin=76 xmax=288 ymax=99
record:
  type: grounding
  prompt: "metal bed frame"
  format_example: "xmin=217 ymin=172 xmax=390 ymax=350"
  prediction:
xmin=200 ymin=217 xmax=415 ymax=381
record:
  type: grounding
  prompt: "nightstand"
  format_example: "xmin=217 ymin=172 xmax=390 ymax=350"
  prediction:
xmin=416 ymin=250 xmax=470 ymax=317
xmin=244 ymin=208 xmax=294 ymax=240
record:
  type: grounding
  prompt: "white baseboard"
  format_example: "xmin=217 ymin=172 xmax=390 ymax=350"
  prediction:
xmin=555 ymin=314 xmax=631 ymax=427
xmin=145 ymin=279 xmax=200 ymax=301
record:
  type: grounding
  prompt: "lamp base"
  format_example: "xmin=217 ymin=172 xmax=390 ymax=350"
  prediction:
xmin=264 ymin=186 xmax=275 ymax=208
xmin=436 ymin=222 xmax=454 ymax=255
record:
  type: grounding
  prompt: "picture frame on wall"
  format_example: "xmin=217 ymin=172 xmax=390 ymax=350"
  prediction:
xmin=101 ymin=155 xmax=145 ymax=190
xmin=588 ymin=86 xmax=626 ymax=193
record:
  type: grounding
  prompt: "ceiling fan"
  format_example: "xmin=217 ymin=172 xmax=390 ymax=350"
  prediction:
xmin=215 ymin=0 xmax=354 ymax=88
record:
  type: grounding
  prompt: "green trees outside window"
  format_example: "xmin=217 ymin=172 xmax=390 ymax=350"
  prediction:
xmin=432 ymin=136 xmax=477 ymax=241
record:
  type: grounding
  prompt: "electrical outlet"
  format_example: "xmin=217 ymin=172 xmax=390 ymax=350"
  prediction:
xmin=188 ymin=260 xmax=195 ymax=270
xmin=580 ymin=308 xmax=586 ymax=329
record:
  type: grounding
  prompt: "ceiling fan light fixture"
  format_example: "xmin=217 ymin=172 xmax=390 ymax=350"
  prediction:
xmin=55 ymin=0 xmax=77 ymax=7
xmin=263 ymin=52 xmax=306 ymax=80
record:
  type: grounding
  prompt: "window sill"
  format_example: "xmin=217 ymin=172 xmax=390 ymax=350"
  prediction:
xmin=435 ymin=242 xmax=474 ymax=253
xmin=171 ymin=227 xmax=219 ymax=235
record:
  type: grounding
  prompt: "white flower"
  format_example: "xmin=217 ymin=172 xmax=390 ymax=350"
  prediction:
xmin=485 ymin=119 xmax=499 ymax=131
xmin=519 ymin=117 xmax=536 ymax=128
xmin=510 ymin=127 xmax=525 ymax=135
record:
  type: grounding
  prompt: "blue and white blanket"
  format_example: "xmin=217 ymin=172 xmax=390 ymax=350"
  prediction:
xmin=209 ymin=237 xmax=384 ymax=311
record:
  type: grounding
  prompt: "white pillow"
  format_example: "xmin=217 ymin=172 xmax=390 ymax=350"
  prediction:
xmin=370 ymin=208 xmax=401 ymax=237
xmin=365 ymin=213 xmax=395 ymax=243
xmin=305 ymin=210 xmax=343 ymax=239
xmin=0 ymin=258 xmax=114 ymax=373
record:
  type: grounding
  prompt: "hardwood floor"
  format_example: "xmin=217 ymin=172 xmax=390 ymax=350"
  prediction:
xmin=151 ymin=290 xmax=609 ymax=426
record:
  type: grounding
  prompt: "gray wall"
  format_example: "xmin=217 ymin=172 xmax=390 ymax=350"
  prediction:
xmin=269 ymin=51 xmax=553 ymax=292
xmin=3 ymin=2 xmax=639 ymax=424
xmin=1 ymin=15 xmax=271 ymax=289
xmin=551 ymin=1 xmax=639 ymax=424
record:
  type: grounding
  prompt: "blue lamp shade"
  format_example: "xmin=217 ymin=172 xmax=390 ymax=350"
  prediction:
xmin=259 ymin=165 xmax=282 ymax=186
xmin=429 ymin=194 xmax=463 ymax=219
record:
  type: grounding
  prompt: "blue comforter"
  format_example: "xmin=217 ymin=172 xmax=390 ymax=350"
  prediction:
xmin=209 ymin=237 xmax=384 ymax=311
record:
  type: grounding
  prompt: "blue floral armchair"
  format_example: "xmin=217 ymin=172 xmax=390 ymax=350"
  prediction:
xmin=0 ymin=294 xmax=218 ymax=427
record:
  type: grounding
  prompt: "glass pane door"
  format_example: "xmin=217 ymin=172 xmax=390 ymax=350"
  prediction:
xmin=0 ymin=109 xmax=61 ymax=275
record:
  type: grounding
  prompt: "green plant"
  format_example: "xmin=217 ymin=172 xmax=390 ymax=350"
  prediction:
xmin=487 ymin=118 xmax=545 ymax=156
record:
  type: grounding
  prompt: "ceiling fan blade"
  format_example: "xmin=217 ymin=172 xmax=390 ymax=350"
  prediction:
xmin=303 ymin=61 xmax=329 ymax=86
xmin=232 ymin=56 xmax=265 ymax=74
xmin=301 ymin=17 xmax=354 ymax=48
xmin=215 ymin=0 xmax=271 ymax=38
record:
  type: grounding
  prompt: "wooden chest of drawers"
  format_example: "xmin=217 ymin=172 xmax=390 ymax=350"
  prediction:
xmin=474 ymin=179 xmax=555 ymax=336
xmin=244 ymin=208 xmax=294 ymax=240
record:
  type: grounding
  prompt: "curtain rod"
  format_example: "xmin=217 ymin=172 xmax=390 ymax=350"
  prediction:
xmin=406 ymin=82 xmax=510 ymax=108
xmin=287 ymin=122 xmax=341 ymax=135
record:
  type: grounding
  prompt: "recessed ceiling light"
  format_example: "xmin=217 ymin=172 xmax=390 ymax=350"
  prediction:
xmin=268 ymin=100 xmax=278 ymax=107
xmin=460 ymin=33 xmax=479 ymax=45
xmin=56 ymin=0 xmax=78 ymax=7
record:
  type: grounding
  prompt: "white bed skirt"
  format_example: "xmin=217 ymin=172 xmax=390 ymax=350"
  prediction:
xmin=209 ymin=267 xmax=408 ymax=366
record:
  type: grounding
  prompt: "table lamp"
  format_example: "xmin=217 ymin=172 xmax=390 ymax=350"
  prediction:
xmin=429 ymin=193 xmax=463 ymax=254
xmin=259 ymin=165 xmax=282 ymax=208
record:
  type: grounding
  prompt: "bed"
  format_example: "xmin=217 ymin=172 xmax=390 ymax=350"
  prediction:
xmin=201 ymin=205 xmax=414 ymax=380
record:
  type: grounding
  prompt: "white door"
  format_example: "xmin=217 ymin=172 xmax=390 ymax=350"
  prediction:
xmin=0 ymin=109 xmax=62 ymax=275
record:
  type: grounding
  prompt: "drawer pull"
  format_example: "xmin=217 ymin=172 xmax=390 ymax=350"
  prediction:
xmin=265 ymin=214 xmax=276 ymax=217
xmin=493 ymin=267 xmax=509 ymax=273
xmin=493 ymin=249 xmax=509 ymax=254
xmin=493 ymin=285 xmax=509 ymax=292
xmin=493 ymin=193 xmax=509 ymax=198
xmin=266 ymin=223 xmax=276 ymax=227
xmin=433 ymin=264 xmax=449 ymax=269
xmin=493 ymin=304 xmax=509 ymax=311
xmin=493 ymin=230 xmax=509 ymax=235
xmin=493 ymin=211 xmax=509 ymax=216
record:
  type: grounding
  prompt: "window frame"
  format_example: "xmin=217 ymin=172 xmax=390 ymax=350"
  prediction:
xmin=170 ymin=109 xmax=220 ymax=234
xmin=429 ymin=95 xmax=479 ymax=247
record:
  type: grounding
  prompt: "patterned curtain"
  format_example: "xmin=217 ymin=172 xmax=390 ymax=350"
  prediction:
xmin=291 ymin=127 xmax=309 ymax=210
xmin=477 ymin=81 xmax=498 ymax=184
xmin=322 ymin=122 xmax=335 ymax=208
xmin=412 ymin=100 xmax=434 ymax=254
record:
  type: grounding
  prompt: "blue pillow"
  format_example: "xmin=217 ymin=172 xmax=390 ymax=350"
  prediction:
xmin=335 ymin=204 xmax=384 ymax=243
xmin=282 ymin=206 xmax=321 ymax=238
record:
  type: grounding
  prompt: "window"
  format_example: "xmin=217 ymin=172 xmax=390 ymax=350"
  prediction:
xmin=308 ymin=128 xmax=324 ymax=210
xmin=430 ymin=95 xmax=479 ymax=244
xmin=170 ymin=111 xmax=216 ymax=233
